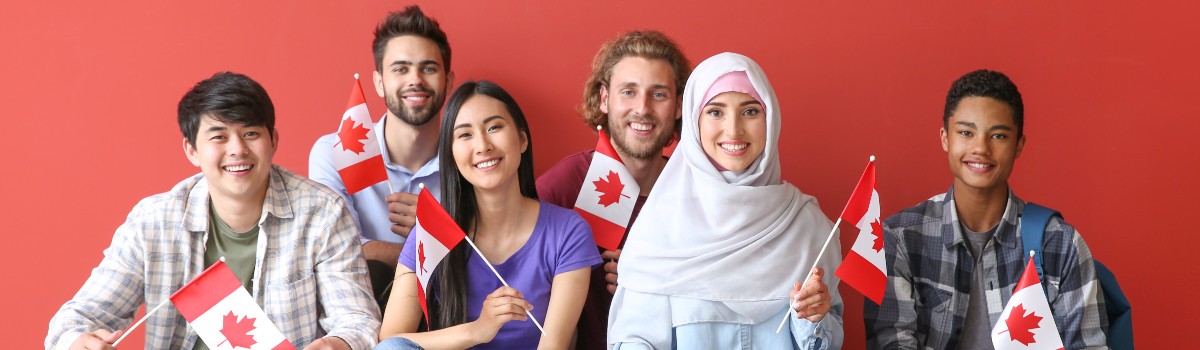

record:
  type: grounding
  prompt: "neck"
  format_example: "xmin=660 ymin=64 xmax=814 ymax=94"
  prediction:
xmin=210 ymin=193 xmax=265 ymax=233
xmin=472 ymin=182 xmax=535 ymax=239
xmin=614 ymin=145 xmax=668 ymax=197
xmin=952 ymin=182 xmax=1009 ymax=233
xmin=384 ymin=113 xmax=441 ymax=172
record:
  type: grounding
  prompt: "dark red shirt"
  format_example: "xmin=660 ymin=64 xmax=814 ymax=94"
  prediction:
xmin=536 ymin=149 xmax=650 ymax=350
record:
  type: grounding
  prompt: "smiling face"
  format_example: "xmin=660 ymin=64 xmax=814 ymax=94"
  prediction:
xmin=450 ymin=95 xmax=528 ymax=192
xmin=698 ymin=91 xmax=767 ymax=173
xmin=941 ymin=96 xmax=1025 ymax=195
xmin=599 ymin=57 xmax=680 ymax=160
xmin=184 ymin=115 xmax=278 ymax=203
xmin=374 ymin=35 xmax=453 ymax=127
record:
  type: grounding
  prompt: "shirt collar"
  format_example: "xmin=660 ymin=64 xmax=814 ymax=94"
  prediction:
xmin=375 ymin=114 xmax=441 ymax=177
xmin=941 ymin=186 xmax=1022 ymax=249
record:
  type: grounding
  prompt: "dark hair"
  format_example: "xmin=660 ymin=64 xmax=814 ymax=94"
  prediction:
xmin=944 ymin=69 xmax=1025 ymax=136
xmin=177 ymin=72 xmax=275 ymax=147
xmin=429 ymin=80 xmax=538 ymax=330
xmin=581 ymin=30 xmax=691 ymax=138
xmin=373 ymin=5 xmax=452 ymax=73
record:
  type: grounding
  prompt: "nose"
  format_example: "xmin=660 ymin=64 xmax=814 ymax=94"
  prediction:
xmin=631 ymin=94 xmax=650 ymax=116
xmin=228 ymin=136 xmax=249 ymax=157
xmin=968 ymin=135 xmax=989 ymax=155
xmin=403 ymin=70 xmax=425 ymax=89
xmin=474 ymin=132 xmax=494 ymax=154
xmin=724 ymin=114 xmax=744 ymax=138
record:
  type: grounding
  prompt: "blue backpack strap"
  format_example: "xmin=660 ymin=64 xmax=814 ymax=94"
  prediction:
xmin=1019 ymin=202 xmax=1058 ymax=280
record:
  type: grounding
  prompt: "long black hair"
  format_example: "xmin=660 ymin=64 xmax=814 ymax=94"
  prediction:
xmin=428 ymin=80 xmax=538 ymax=330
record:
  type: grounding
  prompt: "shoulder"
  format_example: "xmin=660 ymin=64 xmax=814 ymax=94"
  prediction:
xmin=538 ymin=150 xmax=593 ymax=184
xmin=538 ymin=201 xmax=587 ymax=228
xmin=883 ymin=192 xmax=947 ymax=231
xmin=308 ymin=132 xmax=341 ymax=156
xmin=274 ymin=166 xmax=349 ymax=212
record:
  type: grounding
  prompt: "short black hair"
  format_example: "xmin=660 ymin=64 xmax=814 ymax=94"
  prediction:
xmin=944 ymin=69 xmax=1024 ymax=136
xmin=373 ymin=5 xmax=451 ymax=73
xmin=177 ymin=72 xmax=275 ymax=146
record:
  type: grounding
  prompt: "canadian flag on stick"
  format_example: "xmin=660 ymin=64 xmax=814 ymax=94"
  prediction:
xmin=991 ymin=254 xmax=1065 ymax=350
xmin=573 ymin=128 xmax=640 ymax=251
xmin=834 ymin=158 xmax=887 ymax=304
xmin=170 ymin=260 xmax=295 ymax=350
xmin=331 ymin=74 xmax=389 ymax=194
xmin=411 ymin=187 xmax=467 ymax=325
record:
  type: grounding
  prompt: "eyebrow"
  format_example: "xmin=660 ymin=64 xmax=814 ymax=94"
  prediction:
xmin=614 ymin=82 xmax=671 ymax=91
xmin=705 ymin=99 xmax=763 ymax=107
xmin=203 ymin=125 xmax=227 ymax=133
xmin=389 ymin=60 xmax=441 ymax=67
xmin=955 ymin=121 xmax=1014 ymax=132
xmin=454 ymin=115 xmax=505 ymax=130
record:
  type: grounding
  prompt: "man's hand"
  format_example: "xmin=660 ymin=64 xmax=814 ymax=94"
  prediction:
xmin=601 ymin=249 xmax=621 ymax=294
xmin=69 ymin=329 xmax=123 ymax=350
xmin=303 ymin=336 xmax=351 ymax=350
xmin=386 ymin=192 xmax=418 ymax=238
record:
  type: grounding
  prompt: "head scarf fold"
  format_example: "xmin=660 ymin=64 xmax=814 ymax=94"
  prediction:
xmin=609 ymin=53 xmax=841 ymax=346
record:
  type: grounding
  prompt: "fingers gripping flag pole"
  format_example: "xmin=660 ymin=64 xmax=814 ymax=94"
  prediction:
xmin=412 ymin=184 xmax=547 ymax=336
xmin=777 ymin=155 xmax=879 ymax=334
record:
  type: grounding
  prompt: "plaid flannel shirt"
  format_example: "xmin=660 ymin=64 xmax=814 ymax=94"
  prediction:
xmin=864 ymin=188 xmax=1108 ymax=349
xmin=46 ymin=166 xmax=381 ymax=349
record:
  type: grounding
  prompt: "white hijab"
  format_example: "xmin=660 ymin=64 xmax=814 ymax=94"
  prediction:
xmin=609 ymin=53 xmax=840 ymax=346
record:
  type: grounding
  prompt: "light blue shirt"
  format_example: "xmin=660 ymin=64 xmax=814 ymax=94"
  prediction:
xmin=308 ymin=115 xmax=441 ymax=245
xmin=613 ymin=307 xmax=840 ymax=350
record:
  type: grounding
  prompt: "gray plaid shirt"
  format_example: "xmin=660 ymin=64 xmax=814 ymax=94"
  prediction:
xmin=46 ymin=166 xmax=381 ymax=349
xmin=864 ymin=188 xmax=1108 ymax=349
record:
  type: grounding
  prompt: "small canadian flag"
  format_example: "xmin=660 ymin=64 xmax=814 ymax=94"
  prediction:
xmin=170 ymin=260 xmax=294 ymax=350
xmin=331 ymin=75 xmax=389 ymax=194
xmin=992 ymin=255 xmax=1065 ymax=350
xmin=834 ymin=158 xmax=887 ymax=304
xmin=412 ymin=187 xmax=467 ymax=325
xmin=573 ymin=129 xmax=640 ymax=251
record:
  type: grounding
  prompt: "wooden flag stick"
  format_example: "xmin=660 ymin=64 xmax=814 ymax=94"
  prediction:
xmin=775 ymin=217 xmax=842 ymax=334
xmin=461 ymin=237 xmax=548 ymax=336
xmin=111 ymin=298 xmax=170 ymax=346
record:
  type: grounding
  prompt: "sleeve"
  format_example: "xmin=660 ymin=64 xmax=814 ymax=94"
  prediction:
xmin=397 ymin=224 xmax=418 ymax=270
xmin=46 ymin=203 xmax=149 ymax=350
xmin=863 ymin=223 xmax=921 ymax=350
xmin=535 ymin=152 xmax=589 ymax=209
xmin=1047 ymin=221 xmax=1110 ymax=349
xmin=313 ymin=197 xmax=382 ymax=349
xmin=552 ymin=207 xmax=603 ymax=276
xmin=791 ymin=212 xmax=844 ymax=350
xmin=309 ymin=134 xmax=370 ymax=245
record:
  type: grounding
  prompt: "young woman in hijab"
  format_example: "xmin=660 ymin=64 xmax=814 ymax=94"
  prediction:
xmin=377 ymin=81 xmax=602 ymax=350
xmin=608 ymin=53 xmax=844 ymax=349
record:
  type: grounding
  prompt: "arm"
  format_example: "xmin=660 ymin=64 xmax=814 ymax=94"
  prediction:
xmin=313 ymin=201 xmax=382 ymax=349
xmin=863 ymin=225 xmax=920 ymax=350
xmin=789 ymin=267 xmax=844 ymax=350
xmin=362 ymin=240 xmax=403 ymax=269
xmin=1049 ymin=224 xmax=1109 ymax=349
xmin=537 ymin=267 xmax=591 ymax=350
xmin=379 ymin=269 xmax=532 ymax=350
xmin=46 ymin=206 xmax=148 ymax=350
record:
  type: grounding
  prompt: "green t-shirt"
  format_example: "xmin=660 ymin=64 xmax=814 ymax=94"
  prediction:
xmin=194 ymin=201 xmax=259 ymax=350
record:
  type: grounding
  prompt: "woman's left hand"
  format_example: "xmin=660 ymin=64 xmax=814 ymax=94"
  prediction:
xmin=790 ymin=267 xmax=831 ymax=322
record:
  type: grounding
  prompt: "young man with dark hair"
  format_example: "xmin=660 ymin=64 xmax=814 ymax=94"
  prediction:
xmin=308 ymin=5 xmax=455 ymax=305
xmin=47 ymin=72 xmax=380 ymax=350
xmin=535 ymin=30 xmax=691 ymax=350
xmin=864 ymin=69 xmax=1109 ymax=349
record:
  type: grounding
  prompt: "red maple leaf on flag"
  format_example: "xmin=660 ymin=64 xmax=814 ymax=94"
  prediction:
xmin=999 ymin=303 xmax=1043 ymax=346
xmin=218 ymin=310 xmax=258 ymax=349
xmin=593 ymin=171 xmax=631 ymax=207
xmin=336 ymin=118 xmax=371 ymax=154
xmin=870 ymin=219 xmax=884 ymax=252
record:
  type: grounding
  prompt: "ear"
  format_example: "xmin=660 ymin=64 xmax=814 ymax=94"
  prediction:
xmin=271 ymin=129 xmax=280 ymax=149
xmin=183 ymin=138 xmax=200 ymax=167
xmin=940 ymin=127 xmax=949 ymax=152
xmin=520 ymin=129 xmax=529 ymax=154
xmin=1015 ymin=133 xmax=1026 ymax=159
xmin=446 ymin=70 xmax=456 ymax=92
xmin=599 ymin=85 xmax=610 ymax=115
xmin=373 ymin=70 xmax=386 ymax=98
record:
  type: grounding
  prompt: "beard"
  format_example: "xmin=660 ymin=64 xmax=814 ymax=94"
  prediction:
xmin=606 ymin=116 xmax=675 ymax=160
xmin=385 ymin=86 xmax=444 ymax=127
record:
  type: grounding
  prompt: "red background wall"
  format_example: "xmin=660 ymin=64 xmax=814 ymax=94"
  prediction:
xmin=3 ymin=1 xmax=1196 ymax=348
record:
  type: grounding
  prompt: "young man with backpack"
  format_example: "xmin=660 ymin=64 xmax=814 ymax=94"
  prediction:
xmin=864 ymin=70 xmax=1110 ymax=349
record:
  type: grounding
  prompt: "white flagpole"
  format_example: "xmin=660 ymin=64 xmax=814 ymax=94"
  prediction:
xmin=461 ymin=236 xmax=548 ymax=336
xmin=111 ymin=299 xmax=170 ymax=346
xmin=775 ymin=218 xmax=841 ymax=334
xmin=416 ymin=184 xmax=546 ymax=336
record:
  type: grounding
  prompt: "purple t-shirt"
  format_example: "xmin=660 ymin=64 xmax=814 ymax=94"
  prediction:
xmin=399 ymin=200 xmax=602 ymax=349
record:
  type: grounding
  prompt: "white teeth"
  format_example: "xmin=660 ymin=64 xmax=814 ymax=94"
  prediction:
xmin=720 ymin=143 xmax=748 ymax=151
xmin=630 ymin=123 xmax=652 ymax=131
xmin=475 ymin=159 xmax=499 ymax=168
xmin=224 ymin=164 xmax=252 ymax=172
xmin=405 ymin=96 xmax=427 ymax=101
xmin=967 ymin=162 xmax=991 ymax=169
